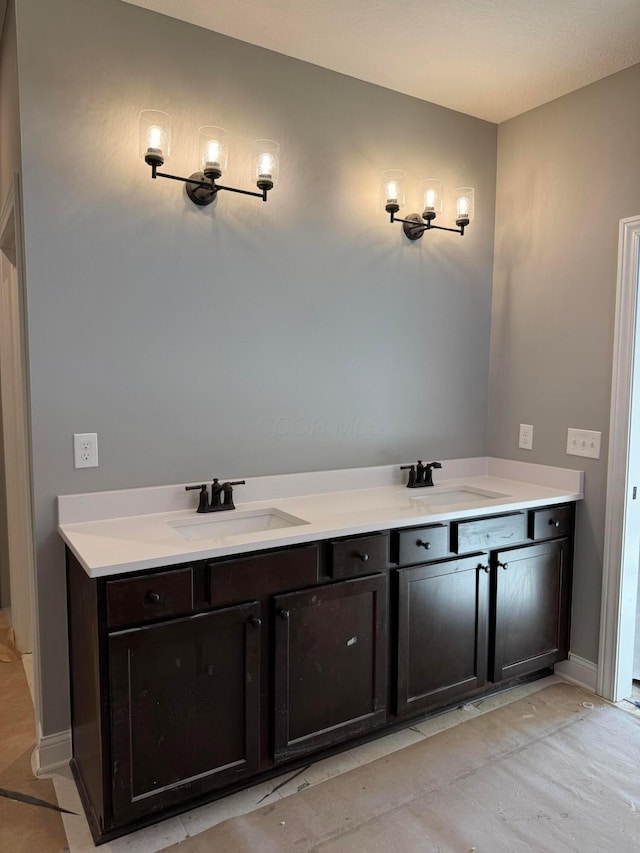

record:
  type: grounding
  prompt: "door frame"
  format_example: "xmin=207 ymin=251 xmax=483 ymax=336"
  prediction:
xmin=0 ymin=176 xmax=38 ymax=666
xmin=598 ymin=214 xmax=640 ymax=701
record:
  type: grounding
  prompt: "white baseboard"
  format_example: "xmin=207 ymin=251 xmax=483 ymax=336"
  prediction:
xmin=555 ymin=654 xmax=598 ymax=693
xmin=36 ymin=728 xmax=71 ymax=775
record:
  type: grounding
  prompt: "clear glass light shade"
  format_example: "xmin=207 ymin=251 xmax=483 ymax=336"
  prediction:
xmin=420 ymin=179 xmax=443 ymax=216
xmin=253 ymin=140 xmax=280 ymax=188
xmin=139 ymin=110 xmax=171 ymax=163
xmin=381 ymin=170 xmax=405 ymax=209
xmin=199 ymin=126 xmax=228 ymax=175
xmin=455 ymin=187 xmax=475 ymax=222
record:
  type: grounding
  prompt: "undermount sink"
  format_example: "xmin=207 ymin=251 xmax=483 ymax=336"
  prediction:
xmin=169 ymin=508 xmax=309 ymax=541
xmin=410 ymin=485 xmax=510 ymax=508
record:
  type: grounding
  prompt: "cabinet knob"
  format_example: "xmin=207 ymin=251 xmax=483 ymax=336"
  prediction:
xmin=249 ymin=616 xmax=262 ymax=628
xmin=549 ymin=519 xmax=561 ymax=528
xmin=478 ymin=564 xmax=490 ymax=574
xmin=417 ymin=540 xmax=431 ymax=550
xmin=277 ymin=608 xmax=290 ymax=620
xmin=144 ymin=591 xmax=161 ymax=605
xmin=497 ymin=561 xmax=509 ymax=570
xmin=356 ymin=552 xmax=369 ymax=562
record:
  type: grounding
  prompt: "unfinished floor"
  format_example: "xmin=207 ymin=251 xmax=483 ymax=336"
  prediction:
xmin=2 ymin=616 xmax=640 ymax=852
xmin=0 ymin=610 xmax=67 ymax=853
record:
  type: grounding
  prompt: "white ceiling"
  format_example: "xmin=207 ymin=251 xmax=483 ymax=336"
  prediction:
xmin=123 ymin=0 xmax=640 ymax=123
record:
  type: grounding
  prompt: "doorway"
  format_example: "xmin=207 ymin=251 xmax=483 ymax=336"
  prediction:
xmin=0 ymin=176 xmax=35 ymax=657
xmin=598 ymin=214 xmax=640 ymax=702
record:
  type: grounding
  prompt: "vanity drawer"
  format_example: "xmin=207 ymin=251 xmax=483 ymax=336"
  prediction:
xmin=328 ymin=532 xmax=389 ymax=579
xmin=209 ymin=545 xmax=319 ymax=607
xmin=393 ymin=524 xmax=449 ymax=566
xmin=451 ymin=512 xmax=526 ymax=554
xmin=528 ymin=505 xmax=573 ymax=540
xmin=106 ymin=567 xmax=194 ymax=629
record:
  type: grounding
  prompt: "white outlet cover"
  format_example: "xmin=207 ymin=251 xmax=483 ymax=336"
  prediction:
xmin=74 ymin=433 xmax=99 ymax=468
xmin=519 ymin=423 xmax=533 ymax=450
xmin=566 ymin=428 xmax=601 ymax=459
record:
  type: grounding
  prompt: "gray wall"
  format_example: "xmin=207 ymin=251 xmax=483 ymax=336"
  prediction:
xmin=489 ymin=63 xmax=640 ymax=665
xmin=13 ymin=0 xmax=496 ymax=735
xmin=0 ymin=0 xmax=20 ymax=608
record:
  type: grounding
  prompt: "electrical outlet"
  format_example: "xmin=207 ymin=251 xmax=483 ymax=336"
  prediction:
xmin=74 ymin=433 xmax=99 ymax=468
xmin=566 ymin=428 xmax=601 ymax=459
xmin=519 ymin=423 xmax=533 ymax=450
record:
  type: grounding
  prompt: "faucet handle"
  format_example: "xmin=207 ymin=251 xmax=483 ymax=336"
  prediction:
xmin=220 ymin=480 xmax=245 ymax=510
xmin=422 ymin=461 xmax=442 ymax=488
xmin=400 ymin=464 xmax=417 ymax=488
xmin=185 ymin=484 xmax=209 ymax=513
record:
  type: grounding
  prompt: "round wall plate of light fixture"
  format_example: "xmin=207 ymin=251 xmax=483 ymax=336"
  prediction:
xmin=402 ymin=213 xmax=426 ymax=241
xmin=185 ymin=173 xmax=219 ymax=206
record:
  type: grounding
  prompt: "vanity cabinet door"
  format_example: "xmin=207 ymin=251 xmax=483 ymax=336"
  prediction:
xmin=108 ymin=601 xmax=261 ymax=823
xmin=490 ymin=539 xmax=571 ymax=682
xmin=273 ymin=574 xmax=387 ymax=762
xmin=396 ymin=554 xmax=490 ymax=716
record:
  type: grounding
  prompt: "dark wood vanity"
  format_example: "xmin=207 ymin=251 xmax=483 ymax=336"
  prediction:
xmin=66 ymin=501 xmax=574 ymax=844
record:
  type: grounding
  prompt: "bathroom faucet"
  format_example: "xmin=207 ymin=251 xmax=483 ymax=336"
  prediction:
xmin=185 ymin=478 xmax=246 ymax=512
xmin=400 ymin=460 xmax=442 ymax=488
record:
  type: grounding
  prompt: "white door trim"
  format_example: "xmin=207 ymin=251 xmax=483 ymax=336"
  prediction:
xmin=598 ymin=215 xmax=640 ymax=701
xmin=0 ymin=177 xmax=40 ymax=724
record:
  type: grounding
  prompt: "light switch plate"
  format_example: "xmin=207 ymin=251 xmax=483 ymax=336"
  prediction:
xmin=519 ymin=423 xmax=533 ymax=450
xmin=566 ymin=428 xmax=601 ymax=459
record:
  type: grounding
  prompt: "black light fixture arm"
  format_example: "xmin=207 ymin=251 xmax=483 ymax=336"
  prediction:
xmin=148 ymin=160 xmax=270 ymax=204
xmin=381 ymin=173 xmax=474 ymax=242
xmin=389 ymin=209 xmax=466 ymax=237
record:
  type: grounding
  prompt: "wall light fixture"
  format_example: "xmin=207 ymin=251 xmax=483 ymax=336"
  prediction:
xmin=140 ymin=110 xmax=280 ymax=206
xmin=381 ymin=170 xmax=474 ymax=240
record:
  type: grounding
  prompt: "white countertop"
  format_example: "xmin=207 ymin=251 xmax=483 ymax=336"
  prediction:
xmin=58 ymin=458 xmax=584 ymax=578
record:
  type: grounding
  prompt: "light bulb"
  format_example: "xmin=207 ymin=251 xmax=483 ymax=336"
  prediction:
xmin=258 ymin=152 xmax=274 ymax=179
xmin=139 ymin=110 xmax=171 ymax=164
xmin=147 ymin=125 xmax=163 ymax=152
xmin=253 ymin=140 xmax=280 ymax=188
xmin=454 ymin=188 xmax=474 ymax=224
xmin=420 ymin=180 xmax=443 ymax=218
xmin=198 ymin=127 xmax=228 ymax=176
xmin=381 ymin=170 xmax=405 ymax=211
xmin=205 ymin=140 xmax=221 ymax=169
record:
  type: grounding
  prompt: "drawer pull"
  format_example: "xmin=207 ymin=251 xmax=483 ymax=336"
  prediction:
xmin=478 ymin=563 xmax=490 ymax=574
xmin=277 ymin=608 xmax=290 ymax=620
xmin=416 ymin=540 xmax=431 ymax=550
xmin=249 ymin=616 xmax=262 ymax=628
xmin=549 ymin=519 xmax=561 ymax=528
xmin=144 ymin=591 xmax=161 ymax=606
xmin=356 ymin=552 xmax=369 ymax=562
xmin=497 ymin=561 xmax=509 ymax=571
